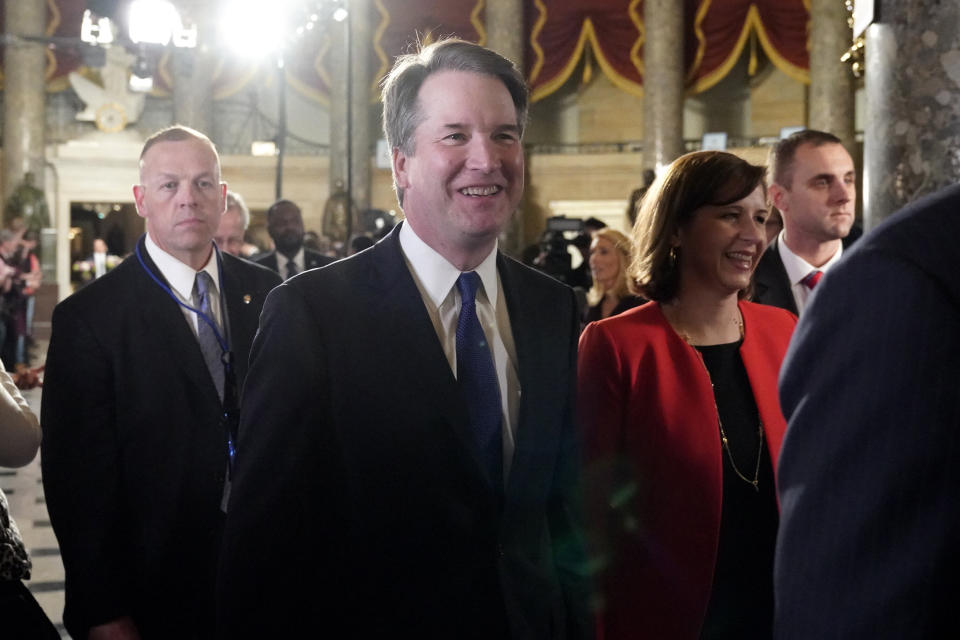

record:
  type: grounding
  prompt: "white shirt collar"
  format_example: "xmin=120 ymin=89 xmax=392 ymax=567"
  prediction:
xmin=144 ymin=232 xmax=220 ymax=300
xmin=398 ymin=221 xmax=499 ymax=310
xmin=777 ymin=230 xmax=844 ymax=285
xmin=276 ymin=247 xmax=305 ymax=273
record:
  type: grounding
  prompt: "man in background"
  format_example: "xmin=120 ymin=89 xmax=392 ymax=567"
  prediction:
xmin=41 ymin=126 xmax=280 ymax=640
xmin=753 ymin=129 xmax=859 ymax=314
xmin=254 ymin=199 xmax=335 ymax=278
xmin=213 ymin=190 xmax=250 ymax=257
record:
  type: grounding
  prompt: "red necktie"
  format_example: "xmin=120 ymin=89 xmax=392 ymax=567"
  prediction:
xmin=801 ymin=270 xmax=823 ymax=290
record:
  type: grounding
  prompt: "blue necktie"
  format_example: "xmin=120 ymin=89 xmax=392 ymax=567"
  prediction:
xmin=286 ymin=260 xmax=298 ymax=280
xmin=193 ymin=271 xmax=224 ymax=401
xmin=455 ymin=272 xmax=503 ymax=488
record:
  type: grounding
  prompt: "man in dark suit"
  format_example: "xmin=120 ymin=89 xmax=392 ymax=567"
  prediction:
xmin=217 ymin=39 xmax=591 ymax=639
xmin=753 ymin=129 xmax=857 ymax=314
xmin=253 ymin=199 xmax=334 ymax=278
xmin=41 ymin=126 xmax=281 ymax=640
xmin=774 ymin=184 xmax=960 ymax=638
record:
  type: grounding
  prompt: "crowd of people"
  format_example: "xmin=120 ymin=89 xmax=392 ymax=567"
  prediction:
xmin=2 ymin=37 xmax=956 ymax=640
xmin=0 ymin=223 xmax=42 ymax=371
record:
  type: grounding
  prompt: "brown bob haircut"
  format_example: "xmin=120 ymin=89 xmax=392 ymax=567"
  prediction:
xmin=629 ymin=150 xmax=767 ymax=302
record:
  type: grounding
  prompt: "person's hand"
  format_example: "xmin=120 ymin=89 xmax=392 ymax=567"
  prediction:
xmin=88 ymin=616 xmax=142 ymax=640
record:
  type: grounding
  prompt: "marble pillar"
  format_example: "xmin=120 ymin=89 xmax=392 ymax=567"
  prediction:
xmin=485 ymin=0 xmax=525 ymax=254
xmin=642 ymin=0 xmax=684 ymax=173
xmin=2 ymin=0 xmax=47 ymax=213
xmin=809 ymin=0 xmax=855 ymax=151
xmin=349 ymin=0 xmax=373 ymax=214
xmin=171 ymin=1 xmax=215 ymax=135
xmin=329 ymin=0 xmax=373 ymax=225
xmin=329 ymin=20 xmax=348 ymax=198
xmin=864 ymin=0 xmax=960 ymax=227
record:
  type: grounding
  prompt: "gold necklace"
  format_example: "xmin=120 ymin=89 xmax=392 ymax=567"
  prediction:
xmin=714 ymin=391 xmax=764 ymax=492
xmin=682 ymin=317 xmax=765 ymax=492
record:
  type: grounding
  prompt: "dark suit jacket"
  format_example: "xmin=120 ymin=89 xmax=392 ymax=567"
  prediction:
xmin=752 ymin=228 xmax=861 ymax=314
xmin=41 ymin=236 xmax=280 ymax=639
xmin=217 ymin=224 xmax=592 ymax=639
xmin=774 ymin=186 xmax=960 ymax=638
xmin=253 ymin=247 xmax=335 ymax=277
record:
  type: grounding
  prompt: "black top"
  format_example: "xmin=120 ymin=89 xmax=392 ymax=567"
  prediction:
xmin=695 ymin=340 xmax=779 ymax=640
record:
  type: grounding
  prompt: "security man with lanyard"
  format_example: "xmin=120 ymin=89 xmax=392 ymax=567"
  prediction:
xmin=41 ymin=126 xmax=281 ymax=640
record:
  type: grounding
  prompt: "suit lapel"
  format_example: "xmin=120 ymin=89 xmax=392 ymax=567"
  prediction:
xmin=755 ymin=238 xmax=799 ymax=315
xmin=496 ymin=256 xmax=555 ymax=503
xmin=368 ymin=227 xmax=497 ymax=493
xmin=133 ymin=237 xmax=221 ymax=404
xmin=220 ymin=257 xmax=260 ymax=384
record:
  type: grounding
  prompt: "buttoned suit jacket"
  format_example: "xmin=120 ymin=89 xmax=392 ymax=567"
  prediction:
xmin=752 ymin=229 xmax=861 ymax=314
xmin=41 ymin=236 xmax=281 ymax=639
xmin=253 ymin=247 xmax=335 ymax=276
xmin=217 ymin=223 xmax=592 ymax=639
xmin=774 ymin=186 xmax=960 ymax=638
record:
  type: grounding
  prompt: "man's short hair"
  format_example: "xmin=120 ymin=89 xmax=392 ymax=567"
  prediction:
xmin=265 ymin=199 xmax=301 ymax=223
xmin=769 ymin=129 xmax=844 ymax=188
xmin=380 ymin=38 xmax=528 ymax=204
xmin=139 ymin=125 xmax=220 ymax=174
xmin=226 ymin=190 xmax=251 ymax=229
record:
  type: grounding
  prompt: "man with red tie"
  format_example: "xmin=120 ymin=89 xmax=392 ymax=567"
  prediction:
xmin=752 ymin=129 xmax=860 ymax=314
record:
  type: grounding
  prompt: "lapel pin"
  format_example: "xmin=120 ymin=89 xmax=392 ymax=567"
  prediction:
xmin=243 ymin=294 xmax=252 ymax=304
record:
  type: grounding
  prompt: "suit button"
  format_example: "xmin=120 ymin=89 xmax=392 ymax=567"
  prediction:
xmin=497 ymin=544 xmax=504 ymax=558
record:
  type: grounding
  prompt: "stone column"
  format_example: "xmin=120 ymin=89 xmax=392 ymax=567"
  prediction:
xmin=486 ymin=0 xmax=525 ymax=255
xmin=349 ymin=0 xmax=373 ymax=214
xmin=2 ymin=0 xmax=47 ymax=213
xmin=642 ymin=0 xmax=684 ymax=173
xmin=329 ymin=20 xmax=348 ymax=196
xmin=809 ymin=0 xmax=855 ymax=151
xmin=863 ymin=0 xmax=960 ymax=227
xmin=329 ymin=0 xmax=373 ymax=225
xmin=171 ymin=1 xmax=215 ymax=135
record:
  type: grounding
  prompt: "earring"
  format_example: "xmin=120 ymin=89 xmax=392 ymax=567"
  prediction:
xmin=668 ymin=246 xmax=678 ymax=269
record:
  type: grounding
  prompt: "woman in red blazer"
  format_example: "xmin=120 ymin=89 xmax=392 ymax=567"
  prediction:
xmin=579 ymin=151 xmax=797 ymax=640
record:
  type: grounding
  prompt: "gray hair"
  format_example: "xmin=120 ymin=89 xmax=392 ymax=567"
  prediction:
xmin=225 ymin=190 xmax=250 ymax=229
xmin=380 ymin=38 xmax=529 ymax=204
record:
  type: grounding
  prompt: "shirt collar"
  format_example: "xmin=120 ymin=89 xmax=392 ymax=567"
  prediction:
xmin=145 ymin=232 xmax=220 ymax=300
xmin=276 ymin=247 xmax=304 ymax=272
xmin=777 ymin=230 xmax=843 ymax=285
xmin=398 ymin=221 xmax=499 ymax=309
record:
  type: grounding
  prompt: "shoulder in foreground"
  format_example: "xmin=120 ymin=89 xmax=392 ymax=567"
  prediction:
xmin=583 ymin=300 xmax=658 ymax=334
xmin=56 ymin=254 xmax=136 ymax=311
xmin=854 ymin=183 xmax=960 ymax=260
xmin=741 ymin=299 xmax=797 ymax=325
xmin=306 ymin=248 xmax=338 ymax=268
xmin=740 ymin=300 xmax=797 ymax=323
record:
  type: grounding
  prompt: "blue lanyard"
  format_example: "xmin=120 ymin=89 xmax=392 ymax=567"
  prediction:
xmin=135 ymin=239 xmax=230 ymax=355
xmin=135 ymin=237 xmax=239 ymax=476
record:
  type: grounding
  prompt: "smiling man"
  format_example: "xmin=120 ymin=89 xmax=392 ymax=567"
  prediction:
xmin=41 ymin=126 xmax=280 ymax=640
xmin=753 ymin=129 xmax=859 ymax=314
xmin=217 ymin=40 xmax=591 ymax=639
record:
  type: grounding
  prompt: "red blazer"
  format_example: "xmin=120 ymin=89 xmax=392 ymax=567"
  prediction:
xmin=578 ymin=300 xmax=796 ymax=640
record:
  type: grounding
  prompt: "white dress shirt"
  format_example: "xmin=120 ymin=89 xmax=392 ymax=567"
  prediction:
xmin=276 ymin=248 xmax=305 ymax=279
xmin=93 ymin=251 xmax=107 ymax=279
xmin=777 ymin=231 xmax=844 ymax=314
xmin=399 ymin=222 xmax=521 ymax=481
xmin=145 ymin=233 xmax=223 ymax=336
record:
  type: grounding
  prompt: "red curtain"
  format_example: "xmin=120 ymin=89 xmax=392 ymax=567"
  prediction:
xmin=2 ymin=0 xmax=810 ymax=101
xmin=0 ymin=0 xmax=85 ymax=91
